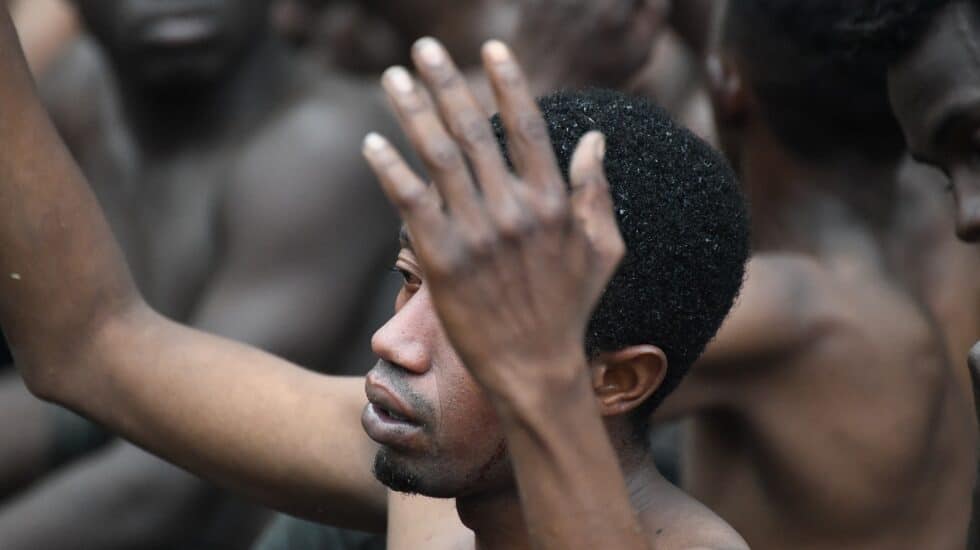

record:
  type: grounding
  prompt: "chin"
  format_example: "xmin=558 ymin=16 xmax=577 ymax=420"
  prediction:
xmin=372 ymin=448 xmax=467 ymax=498
xmin=372 ymin=442 xmax=512 ymax=499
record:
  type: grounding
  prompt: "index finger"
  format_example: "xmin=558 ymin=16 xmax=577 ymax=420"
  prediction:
xmin=481 ymin=41 xmax=563 ymax=193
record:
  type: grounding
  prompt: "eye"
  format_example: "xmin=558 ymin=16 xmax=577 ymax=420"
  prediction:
xmin=390 ymin=265 xmax=422 ymax=292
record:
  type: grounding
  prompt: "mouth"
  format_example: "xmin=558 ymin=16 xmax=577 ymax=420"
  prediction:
xmin=373 ymin=403 xmax=414 ymax=424
xmin=362 ymin=375 xmax=426 ymax=449
xmin=361 ymin=403 xmax=425 ymax=450
xmin=135 ymin=13 xmax=221 ymax=49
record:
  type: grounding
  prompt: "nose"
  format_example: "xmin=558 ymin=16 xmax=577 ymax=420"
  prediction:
xmin=953 ymin=185 xmax=980 ymax=243
xmin=370 ymin=287 xmax=436 ymax=375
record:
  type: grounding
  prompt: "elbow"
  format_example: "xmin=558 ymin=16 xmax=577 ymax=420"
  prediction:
xmin=19 ymin=297 xmax=154 ymax=405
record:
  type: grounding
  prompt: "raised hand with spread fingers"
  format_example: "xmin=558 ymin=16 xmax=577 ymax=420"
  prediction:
xmin=361 ymin=37 xmax=655 ymax=550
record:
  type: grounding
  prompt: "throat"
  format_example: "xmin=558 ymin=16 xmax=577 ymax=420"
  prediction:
xmin=456 ymin=489 xmax=531 ymax=550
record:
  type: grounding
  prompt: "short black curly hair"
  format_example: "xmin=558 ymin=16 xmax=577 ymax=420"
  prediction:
xmin=842 ymin=0 xmax=974 ymax=67
xmin=722 ymin=0 xmax=908 ymax=160
xmin=491 ymin=89 xmax=750 ymax=434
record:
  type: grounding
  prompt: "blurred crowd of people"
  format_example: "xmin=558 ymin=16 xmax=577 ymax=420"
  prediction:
xmin=0 ymin=0 xmax=977 ymax=549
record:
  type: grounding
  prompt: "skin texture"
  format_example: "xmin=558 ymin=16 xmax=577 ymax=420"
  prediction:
xmin=0 ymin=0 xmax=399 ymax=547
xmin=651 ymin=7 xmax=978 ymax=548
xmin=0 ymin=7 xmax=747 ymax=547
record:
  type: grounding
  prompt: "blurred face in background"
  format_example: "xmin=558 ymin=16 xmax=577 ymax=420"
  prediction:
xmin=889 ymin=1 xmax=980 ymax=242
xmin=73 ymin=0 xmax=272 ymax=88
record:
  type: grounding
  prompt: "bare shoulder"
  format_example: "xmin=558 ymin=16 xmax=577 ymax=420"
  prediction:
xmin=38 ymin=36 xmax=115 ymax=143
xmin=236 ymin=73 xmax=393 ymax=185
xmin=698 ymin=252 xmax=840 ymax=369
xmin=642 ymin=482 xmax=749 ymax=550
xmin=224 ymin=73 xmax=399 ymax=243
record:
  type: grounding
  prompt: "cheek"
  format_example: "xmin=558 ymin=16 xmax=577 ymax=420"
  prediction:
xmin=430 ymin=349 xmax=503 ymax=453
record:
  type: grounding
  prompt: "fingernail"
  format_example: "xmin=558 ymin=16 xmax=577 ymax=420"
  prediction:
xmin=483 ymin=40 xmax=510 ymax=63
xmin=415 ymin=37 xmax=444 ymax=65
xmin=595 ymin=134 xmax=606 ymax=160
xmin=363 ymin=132 xmax=387 ymax=152
xmin=383 ymin=66 xmax=413 ymax=93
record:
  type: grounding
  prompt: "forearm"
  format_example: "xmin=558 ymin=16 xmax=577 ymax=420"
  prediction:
xmin=0 ymin=7 xmax=139 ymax=390
xmin=495 ymin=366 xmax=649 ymax=550
xmin=0 ymin=442 xmax=215 ymax=550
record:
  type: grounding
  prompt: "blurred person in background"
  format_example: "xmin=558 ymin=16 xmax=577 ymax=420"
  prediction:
xmin=0 ymin=0 xmax=400 ymax=547
xmin=844 ymin=1 xmax=980 ymax=545
xmin=272 ymin=0 xmax=404 ymax=74
xmin=648 ymin=0 xmax=977 ymax=548
xmin=271 ymin=0 xmax=518 ymax=77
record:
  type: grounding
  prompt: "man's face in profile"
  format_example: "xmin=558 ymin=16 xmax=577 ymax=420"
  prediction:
xmin=362 ymin=241 xmax=514 ymax=498
xmin=73 ymin=0 xmax=271 ymax=88
xmin=888 ymin=1 xmax=980 ymax=242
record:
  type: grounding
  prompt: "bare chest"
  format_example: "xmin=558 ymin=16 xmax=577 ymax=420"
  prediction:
xmin=684 ymin=273 xmax=972 ymax=546
xmin=74 ymin=134 xmax=230 ymax=321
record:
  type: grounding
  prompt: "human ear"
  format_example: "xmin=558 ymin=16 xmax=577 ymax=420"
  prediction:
xmin=705 ymin=51 xmax=747 ymax=126
xmin=589 ymin=346 xmax=668 ymax=416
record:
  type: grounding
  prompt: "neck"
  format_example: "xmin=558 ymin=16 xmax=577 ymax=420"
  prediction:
xmin=115 ymin=33 xmax=301 ymax=154
xmin=456 ymin=443 xmax=660 ymax=550
xmin=737 ymin=123 xmax=902 ymax=255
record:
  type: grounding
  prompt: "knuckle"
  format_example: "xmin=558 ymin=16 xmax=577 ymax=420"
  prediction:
xmin=371 ymin=147 xmax=402 ymax=172
xmin=495 ymin=205 xmax=534 ymax=240
xmin=597 ymin=232 xmax=626 ymax=261
xmin=497 ymin=63 xmax=525 ymax=88
xmin=536 ymin=193 xmax=570 ymax=226
xmin=515 ymin=115 xmax=550 ymax=144
xmin=464 ymin=227 xmax=498 ymax=258
xmin=399 ymin=90 xmax=429 ymax=115
xmin=423 ymin=140 xmax=463 ymax=170
xmin=608 ymin=236 xmax=627 ymax=259
xmin=450 ymin=117 xmax=494 ymax=149
xmin=431 ymin=67 xmax=463 ymax=90
xmin=394 ymin=185 xmax=427 ymax=210
xmin=426 ymin=253 xmax=456 ymax=281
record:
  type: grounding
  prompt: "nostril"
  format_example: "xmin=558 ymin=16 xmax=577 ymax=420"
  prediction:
xmin=956 ymin=217 xmax=980 ymax=243
xmin=955 ymin=199 xmax=980 ymax=242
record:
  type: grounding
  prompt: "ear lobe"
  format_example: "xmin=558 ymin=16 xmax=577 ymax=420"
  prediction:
xmin=705 ymin=52 xmax=746 ymax=124
xmin=591 ymin=346 xmax=668 ymax=416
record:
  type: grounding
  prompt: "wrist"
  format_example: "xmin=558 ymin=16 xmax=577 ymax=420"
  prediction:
xmin=488 ymin=354 xmax=594 ymax=428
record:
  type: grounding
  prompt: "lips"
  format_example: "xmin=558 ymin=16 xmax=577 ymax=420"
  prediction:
xmin=362 ymin=375 xmax=425 ymax=449
xmin=134 ymin=12 xmax=221 ymax=49
xmin=364 ymin=375 xmax=421 ymax=425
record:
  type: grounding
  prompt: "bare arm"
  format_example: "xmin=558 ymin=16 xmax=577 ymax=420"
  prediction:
xmin=0 ymin=8 xmax=386 ymax=530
